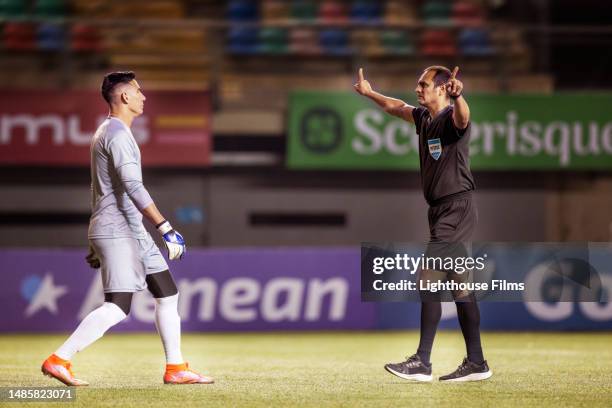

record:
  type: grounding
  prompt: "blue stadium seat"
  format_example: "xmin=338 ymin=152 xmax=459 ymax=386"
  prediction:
xmin=227 ymin=0 xmax=258 ymax=22
xmin=227 ymin=27 xmax=259 ymax=55
xmin=37 ymin=23 xmax=65 ymax=51
xmin=319 ymin=29 xmax=351 ymax=56
xmin=350 ymin=0 xmax=382 ymax=23
xmin=459 ymin=28 xmax=494 ymax=56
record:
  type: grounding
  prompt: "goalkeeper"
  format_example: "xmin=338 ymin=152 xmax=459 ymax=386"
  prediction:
xmin=41 ymin=71 xmax=213 ymax=386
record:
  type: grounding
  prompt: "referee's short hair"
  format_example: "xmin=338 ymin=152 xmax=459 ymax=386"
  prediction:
xmin=423 ymin=65 xmax=453 ymax=87
xmin=101 ymin=71 xmax=136 ymax=104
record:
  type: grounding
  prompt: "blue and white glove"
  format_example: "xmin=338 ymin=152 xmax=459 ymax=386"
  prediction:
xmin=156 ymin=220 xmax=186 ymax=260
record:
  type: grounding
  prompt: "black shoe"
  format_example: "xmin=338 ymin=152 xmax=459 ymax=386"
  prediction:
xmin=439 ymin=357 xmax=492 ymax=382
xmin=384 ymin=354 xmax=432 ymax=382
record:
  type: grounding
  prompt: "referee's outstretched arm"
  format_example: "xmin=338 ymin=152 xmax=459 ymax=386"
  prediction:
xmin=353 ymin=67 xmax=416 ymax=123
xmin=447 ymin=66 xmax=470 ymax=130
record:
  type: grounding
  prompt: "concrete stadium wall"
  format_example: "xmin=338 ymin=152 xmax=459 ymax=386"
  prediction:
xmin=2 ymin=170 xmax=609 ymax=247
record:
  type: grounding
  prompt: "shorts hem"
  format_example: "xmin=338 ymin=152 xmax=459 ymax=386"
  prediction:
xmin=146 ymin=267 xmax=169 ymax=276
xmin=103 ymin=288 xmax=145 ymax=293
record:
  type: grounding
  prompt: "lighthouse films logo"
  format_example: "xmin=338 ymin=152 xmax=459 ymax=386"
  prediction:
xmin=361 ymin=242 xmax=611 ymax=302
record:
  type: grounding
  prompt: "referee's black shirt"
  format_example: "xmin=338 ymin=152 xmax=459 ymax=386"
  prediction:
xmin=412 ymin=105 xmax=476 ymax=205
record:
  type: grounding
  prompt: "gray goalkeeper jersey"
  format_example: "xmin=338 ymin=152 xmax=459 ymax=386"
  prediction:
xmin=88 ymin=116 xmax=153 ymax=239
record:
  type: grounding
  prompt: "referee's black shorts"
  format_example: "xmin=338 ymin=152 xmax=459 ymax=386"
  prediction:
xmin=427 ymin=191 xmax=477 ymax=244
xmin=420 ymin=191 xmax=478 ymax=300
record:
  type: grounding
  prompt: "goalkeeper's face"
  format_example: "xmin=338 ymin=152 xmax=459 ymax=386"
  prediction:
xmin=123 ymin=79 xmax=146 ymax=116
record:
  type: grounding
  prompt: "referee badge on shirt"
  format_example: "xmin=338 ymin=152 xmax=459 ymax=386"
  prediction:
xmin=428 ymin=138 xmax=442 ymax=160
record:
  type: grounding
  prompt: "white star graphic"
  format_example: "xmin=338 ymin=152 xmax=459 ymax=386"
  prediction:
xmin=25 ymin=273 xmax=68 ymax=317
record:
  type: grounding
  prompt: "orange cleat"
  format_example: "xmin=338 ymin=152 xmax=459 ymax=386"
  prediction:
xmin=163 ymin=362 xmax=214 ymax=385
xmin=41 ymin=354 xmax=89 ymax=387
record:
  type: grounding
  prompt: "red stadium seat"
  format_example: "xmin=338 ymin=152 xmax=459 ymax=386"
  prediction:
xmin=452 ymin=1 xmax=485 ymax=27
xmin=3 ymin=23 xmax=36 ymax=51
xmin=421 ymin=29 xmax=456 ymax=57
xmin=318 ymin=0 xmax=347 ymax=24
xmin=70 ymin=24 xmax=102 ymax=52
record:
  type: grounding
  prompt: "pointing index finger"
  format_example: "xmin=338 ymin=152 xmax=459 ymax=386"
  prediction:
xmin=451 ymin=66 xmax=459 ymax=79
xmin=359 ymin=68 xmax=364 ymax=82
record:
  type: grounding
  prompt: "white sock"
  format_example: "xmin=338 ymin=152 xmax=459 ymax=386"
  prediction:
xmin=154 ymin=293 xmax=184 ymax=364
xmin=55 ymin=302 xmax=127 ymax=360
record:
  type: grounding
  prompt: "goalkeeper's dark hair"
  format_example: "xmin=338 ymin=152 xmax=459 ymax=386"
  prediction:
xmin=101 ymin=71 xmax=136 ymax=104
xmin=423 ymin=65 xmax=453 ymax=87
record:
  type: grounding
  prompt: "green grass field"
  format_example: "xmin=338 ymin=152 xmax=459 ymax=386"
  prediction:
xmin=1 ymin=331 xmax=611 ymax=407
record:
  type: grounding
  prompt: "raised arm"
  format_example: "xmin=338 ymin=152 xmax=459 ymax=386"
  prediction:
xmin=447 ymin=66 xmax=470 ymax=129
xmin=353 ymin=68 xmax=415 ymax=123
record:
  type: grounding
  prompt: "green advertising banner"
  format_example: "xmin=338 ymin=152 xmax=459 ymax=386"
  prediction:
xmin=287 ymin=92 xmax=612 ymax=170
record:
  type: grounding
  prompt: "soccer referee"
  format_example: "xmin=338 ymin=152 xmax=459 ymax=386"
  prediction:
xmin=354 ymin=66 xmax=492 ymax=382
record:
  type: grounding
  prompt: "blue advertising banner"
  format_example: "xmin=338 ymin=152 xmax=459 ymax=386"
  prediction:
xmin=0 ymin=248 xmax=375 ymax=332
xmin=0 ymin=248 xmax=610 ymax=332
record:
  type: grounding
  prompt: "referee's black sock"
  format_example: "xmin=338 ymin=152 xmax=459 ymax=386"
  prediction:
xmin=416 ymin=301 xmax=441 ymax=366
xmin=456 ymin=294 xmax=485 ymax=365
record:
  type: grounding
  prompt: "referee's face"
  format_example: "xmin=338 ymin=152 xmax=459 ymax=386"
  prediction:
xmin=415 ymin=70 xmax=441 ymax=107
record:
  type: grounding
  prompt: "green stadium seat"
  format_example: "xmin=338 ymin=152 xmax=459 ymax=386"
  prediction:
xmin=33 ymin=0 xmax=66 ymax=17
xmin=290 ymin=0 xmax=316 ymax=22
xmin=0 ymin=0 xmax=27 ymax=17
xmin=380 ymin=30 xmax=416 ymax=56
xmin=422 ymin=0 xmax=452 ymax=26
xmin=258 ymin=27 xmax=288 ymax=54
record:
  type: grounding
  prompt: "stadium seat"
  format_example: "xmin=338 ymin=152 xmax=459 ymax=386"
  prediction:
xmin=490 ymin=25 xmax=527 ymax=56
xmin=422 ymin=0 xmax=452 ymax=26
xmin=319 ymin=28 xmax=351 ymax=56
xmin=384 ymin=0 xmax=417 ymax=25
xmin=70 ymin=24 xmax=101 ymax=52
xmin=227 ymin=0 xmax=258 ymax=22
xmin=380 ymin=29 xmax=416 ymax=56
xmin=3 ymin=22 xmax=36 ymax=51
xmin=133 ymin=1 xmax=184 ymax=19
xmin=227 ymin=26 xmax=259 ymax=55
xmin=452 ymin=1 xmax=485 ymax=27
xmin=459 ymin=28 xmax=494 ymax=56
xmin=289 ymin=28 xmax=320 ymax=55
xmin=261 ymin=0 xmax=288 ymax=23
xmin=37 ymin=23 xmax=65 ymax=51
xmin=258 ymin=27 xmax=288 ymax=54
xmin=318 ymin=1 xmax=347 ymax=24
xmin=33 ymin=0 xmax=66 ymax=17
xmin=350 ymin=1 xmax=382 ymax=23
xmin=351 ymin=29 xmax=383 ymax=56
xmin=421 ymin=29 xmax=456 ymax=57
xmin=0 ymin=0 xmax=26 ymax=17
xmin=290 ymin=0 xmax=316 ymax=21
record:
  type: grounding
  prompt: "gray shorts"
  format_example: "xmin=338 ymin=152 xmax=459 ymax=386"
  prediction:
xmin=90 ymin=233 xmax=169 ymax=293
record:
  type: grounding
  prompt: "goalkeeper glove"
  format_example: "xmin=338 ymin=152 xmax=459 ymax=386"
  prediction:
xmin=156 ymin=220 xmax=186 ymax=260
